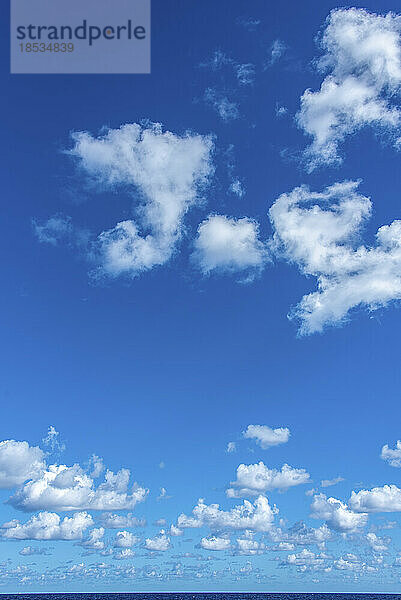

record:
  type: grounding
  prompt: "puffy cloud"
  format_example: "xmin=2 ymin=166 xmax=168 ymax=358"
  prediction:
xmin=19 ymin=546 xmax=50 ymax=556
xmin=227 ymin=462 xmax=310 ymax=497
xmin=8 ymin=463 xmax=148 ymax=512
xmin=272 ymin=521 xmax=332 ymax=547
xmin=381 ymin=440 xmax=401 ymax=467
xmin=366 ymin=532 xmax=389 ymax=553
xmin=145 ymin=531 xmax=170 ymax=551
xmin=282 ymin=548 xmax=327 ymax=571
xmin=236 ymin=532 xmax=266 ymax=555
xmin=349 ymin=484 xmax=401 ymax=513
xmin=114 ymin=548 xmax=135 ymax=560
xmin=243 ymin=425 xmax=290 ymax=449
xmin=270 ymin=180 xmax=401 ymax=334
xmin=334 ymin=554 xmax=376 ymax=573
xmin=193 ymin=215 xmax=268 ymax=275
xmin=1 ymin=511 xmax=93 ymax=540
xmin=0 ymin=440 xmax=45 ymax=489
xmin=70 ymin=123 xmax=213 ymax=278
xmin=200 ymin=535 xmax=231 ymax=551
xmin=311 ymin=493 xmax=368 ymax=532
xmin=321 ymin=477 xmax=345 ymax=488
xmin=78 ymin=527 xmax=105 ymax=550
xmin=229 ymin=179 xmax=245 ymax=198
xmin=88 ymin=455 xmax=105 ymax=479
xmin=297 ymin=8 xmax=401 ymax=170
xmin=114 ymin=531 xmax=140 ymax=548
xmin=99 ymin=513 xmax=145 ymax=529
xmin=177 ymin=495 xmax=278 ymax=533
xmin=169 ymin=524 xmax=183 ymax=537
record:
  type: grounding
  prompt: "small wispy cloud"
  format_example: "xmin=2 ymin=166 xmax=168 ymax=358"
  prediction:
xmin=321 ymin=477 xmax=345 ymax=488
xmin=204 ymin=88 xmax=240 ymax=121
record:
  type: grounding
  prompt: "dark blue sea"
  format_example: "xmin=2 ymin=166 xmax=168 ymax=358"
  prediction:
xmin=2 ymin=595 xmax=401 ymax=600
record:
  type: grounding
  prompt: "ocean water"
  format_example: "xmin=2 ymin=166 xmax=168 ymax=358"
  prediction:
xmin=2 ymin=595 xmax=401 ymax=600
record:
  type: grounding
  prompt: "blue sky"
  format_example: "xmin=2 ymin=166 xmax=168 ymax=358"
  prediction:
xmin=3 ymin=0 xmax=401 ymax=593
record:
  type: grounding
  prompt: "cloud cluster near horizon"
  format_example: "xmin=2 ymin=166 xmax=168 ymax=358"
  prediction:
xmin=2 ymin=427 xmax=401 ymax=584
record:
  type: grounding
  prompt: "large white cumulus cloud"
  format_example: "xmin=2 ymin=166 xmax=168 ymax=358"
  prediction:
xmin=1 ymin=511 xmax=93 ymax=541
xmin=349 ymin=484 xmax=401 ymax=513
xmin=193 ymin=215 xmax=268 ymax=276
xmin=70 ymin=122 xmax=214 ymax=277
xmin=270 ymin=180 xmax=401 ymax=334
xmin=8 ymin=463 xmax=147 ymax=512
xmin=310 ymin=493 xmax=368 ymax=532
xmin=177 ymin=495 xmax=278 ymax=533
xmin=0 ymin=441 xmax=45 ymax=489
xmin=297 ymin=8 xmax=401 ymax=170
xmin=227 ymin=462 xmax=310 ymax=497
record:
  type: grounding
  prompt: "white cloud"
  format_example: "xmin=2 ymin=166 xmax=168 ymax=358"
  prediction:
xmin=193 ymin=215 xmax=268 ymax=276
xmin=89 ymin=455 xmax=105 ymax=478
xmin=272 ymin=541 xmax=295 ymax=552
xmin=243 ymin=424 xmax=290 ymax=449
xmin=366 ymin=532 xmax=389 ymax=553
xmin=114 ymin=531 xmax=140 ymax=548
xmin=70 ymin=123 xmax=213 ymax=278
xmin=269 ymin=40 xmax=287 ymax=66
xmin=157 ymin=487 xmax=172 ymax=501
xmin=42 ymin=426 xmax=66 ymax=455
xmin=237 ymin=17 xmax=261 ymax=31
xmin=19 ymin=546 xmax=50 ymax=556
xmin=114 ymin=548 xmax=135 ymax=560
xmin=1 ymin=511 xmax=93 ymax=540
xmin=276 ymin=104 xmax=288 ymax=118
xmin=270 ymin=180 xmax=401 ymax=334
xmin=226 ymin=442 xmax=236 ymax=454
xmin=349 ymin=484 xmax=401 ymax=513
xmin=282 ymin=548 xmax=326 ymax=571
xmin=0 ymin=440 xmax=45 ymax=489
xmin=145 ymin=531 xmax=170 ymax=551
xmin=169 ymin=524 xmax=183 ymax=537
xmin=229 ymin=179 xmax=245 ymax=198
xmin=99 ymin=513 xmax=145 ymax=529
xmin=8 ymin=463 xmax=148 ymax=512
xmin=201 ymin=51 xmax=255 ymax=86
xmin=78 ymin=527 xmax=105 ymax=550
xmin=310 ymin=493 xmax=368 ymax=532
xmin=227 ymin=462 xmax=310 ymax=497
xmin=321 ymin=477 xmax=345 ymax=488
xmin=204 ymin=89 xmax=240 ymax=121
xmin=33 ymin=215 xmax=74 ymax=246
xmin=200 ymin=535 xmax=231 ymax=551
xmin=235 ymin=63 xmax=256 ymax=86
xmin=272 ymin=521 xmax=332 ymax=547
xmin=236 ymin=532 xmax=266 ymax=555
xmin=381 ymin=440 xmax=401 ymax=467
xmin=297 ymin=8 xmax=401 ymax=170
xmin=177 ymin=495 xmax=278 ymax=533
